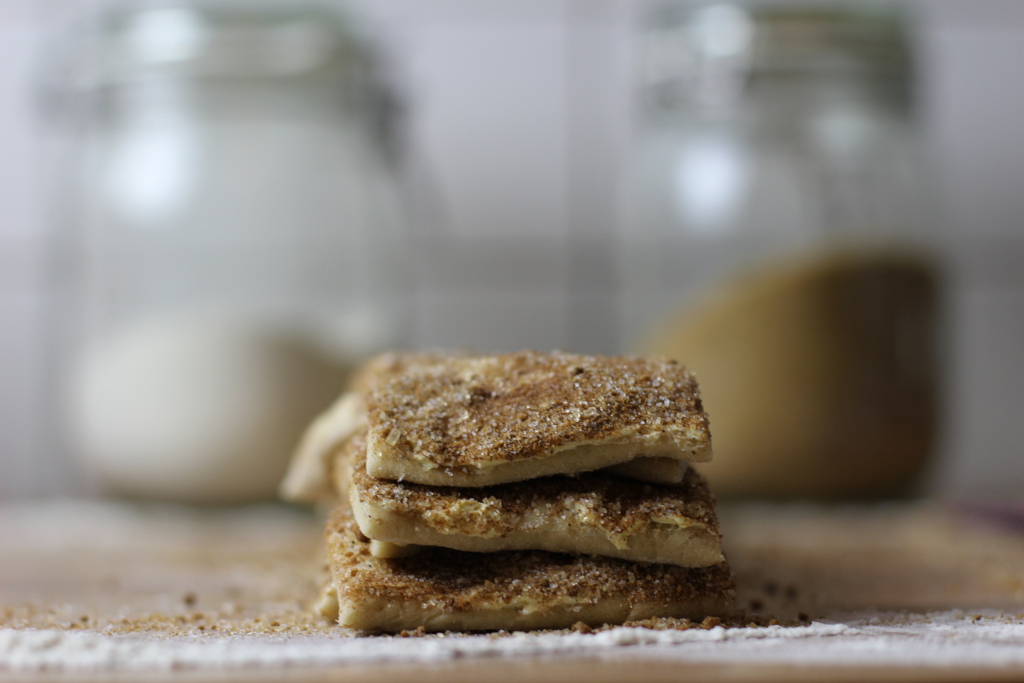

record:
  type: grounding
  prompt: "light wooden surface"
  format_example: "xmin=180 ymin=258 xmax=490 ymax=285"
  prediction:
xmin=3 ymin=500 xmax=1024 ymax=681
xmin=15 ymin=659 xmax=1024 ymax=683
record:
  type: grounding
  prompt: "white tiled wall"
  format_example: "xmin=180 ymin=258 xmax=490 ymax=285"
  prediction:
xmin=2 ymin=0 xmax=1023 ymax=498
xmin=1 ymin=1 xmax=55 ymax=499
xmin=914 ymin=1 xmax=1024 ymax=496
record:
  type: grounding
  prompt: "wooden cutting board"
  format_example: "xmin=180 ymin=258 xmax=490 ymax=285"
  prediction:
xmin=3 ymin=500 xmax=1024 ymax=682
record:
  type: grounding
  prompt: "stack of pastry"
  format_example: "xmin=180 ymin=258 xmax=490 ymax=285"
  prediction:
xmin=281 ymin=351 xmax=735 ymax=632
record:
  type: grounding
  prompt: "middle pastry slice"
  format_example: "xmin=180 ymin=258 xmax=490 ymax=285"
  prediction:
xmin=338 ymin=433 xmax=725 ymax=568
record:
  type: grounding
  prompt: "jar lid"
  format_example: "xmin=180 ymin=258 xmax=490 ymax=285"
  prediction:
xmin=641 ymin=4 xmax=912 ymax=111
xmin=747 ymin=7 xmax=910 ymax=77
xmin=69 ymin=2 xmax=379 ymax=87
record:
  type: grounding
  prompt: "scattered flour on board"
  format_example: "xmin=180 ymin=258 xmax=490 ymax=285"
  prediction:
xmin=3 ymin=611 xmax=1024 ymax=673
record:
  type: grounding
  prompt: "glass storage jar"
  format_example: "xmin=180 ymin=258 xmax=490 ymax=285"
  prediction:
xmin=617 ymin=5 xmax=939 ymax=497
xmin=57 ymin=3 xmax=410 ymax=502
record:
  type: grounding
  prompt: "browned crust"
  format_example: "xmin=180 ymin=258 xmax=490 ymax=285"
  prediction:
xmin=325 ymin=506 xmax=734 ymax=624
xmin=342 ymin=433 xmax=721 ymax=540
xmin=364 ymin=351 xmax=712 ymax=471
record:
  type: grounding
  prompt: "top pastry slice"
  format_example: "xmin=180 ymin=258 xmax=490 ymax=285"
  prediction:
xmin=365 ymin=350 xmax=712 ymax=487
xmin=280 ymin=352 xmax=699 ymax=502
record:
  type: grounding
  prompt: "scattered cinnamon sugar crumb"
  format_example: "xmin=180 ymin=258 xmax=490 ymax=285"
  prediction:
xmin=398 ymin=627 xmax=427 ymax=637
xmin=617 ymin=617 xmax=693 ymax=631
xmin=700 ymin=616 xmax=722 ymax=629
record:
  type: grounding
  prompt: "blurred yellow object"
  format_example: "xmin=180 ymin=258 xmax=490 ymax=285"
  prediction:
xmin=640 ymin=251 xmax=939 ymax=499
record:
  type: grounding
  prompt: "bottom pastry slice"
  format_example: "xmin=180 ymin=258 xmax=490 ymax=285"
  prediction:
xmin=319 ymin=506 xmax=734 ymax=633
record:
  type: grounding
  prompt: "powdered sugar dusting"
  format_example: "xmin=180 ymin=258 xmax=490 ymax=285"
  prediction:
xmin=3 ymin=612 xmax=1024 ymax=673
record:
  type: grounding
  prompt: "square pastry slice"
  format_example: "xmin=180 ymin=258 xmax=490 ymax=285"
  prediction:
xmin=283 ymin=391 xmax=685 ymax=503
xmin=364 ymin=351 xmax=713 ymax=487
xmin=339 ymin=434 xmax=724 ymax=567
xmin=281 ymin=350 xmax=694 ymax=501
xmin=320 ymin=507 xmax=734 ymax=633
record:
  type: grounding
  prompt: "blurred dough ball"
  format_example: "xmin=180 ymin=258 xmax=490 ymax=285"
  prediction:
xmin=640 ymin=251 xmax=939 ymax=499
xmin=69 ymin=317 xmax=351 ymax=503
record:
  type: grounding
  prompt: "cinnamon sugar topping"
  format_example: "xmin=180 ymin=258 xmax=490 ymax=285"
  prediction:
xmin=365 ymin=351 xmax=712 ymax=470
